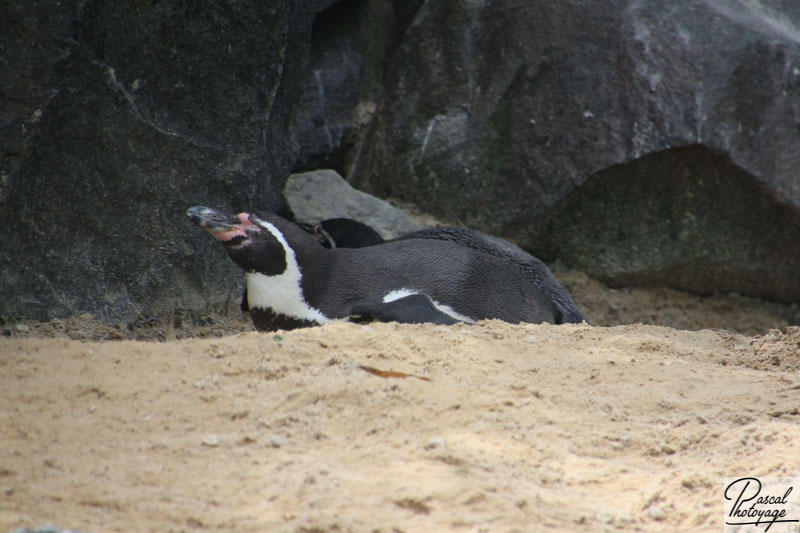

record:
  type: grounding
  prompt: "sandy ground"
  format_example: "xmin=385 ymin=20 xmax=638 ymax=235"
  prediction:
xmin=2 ymin=313 xmax=800 ymax=532
xmin=5 ymin=178 xmax=800 ymax=533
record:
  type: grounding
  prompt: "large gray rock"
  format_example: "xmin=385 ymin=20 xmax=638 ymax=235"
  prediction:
xmin=529 ymin=146 xmax=800 ymax=303
xmin=348 ymin=0 xmax=800 ymax=303
xmin=284 ymin=169 xmax=426 ymax=239
xmin=0 ymin=1 xmax=314 ymax=323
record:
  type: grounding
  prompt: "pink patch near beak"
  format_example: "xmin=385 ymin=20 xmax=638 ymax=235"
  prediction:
xmin=237 ymin=213 xmax=261 ymax=231
xmin=206 ymin=213 xmax=261 ymax=242
xmin=312 ymin=224 xmax=327 ymax=245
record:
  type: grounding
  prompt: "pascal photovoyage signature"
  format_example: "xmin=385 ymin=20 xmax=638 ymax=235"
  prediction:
xmin=725 ymin=477 xmax=799 ymax=531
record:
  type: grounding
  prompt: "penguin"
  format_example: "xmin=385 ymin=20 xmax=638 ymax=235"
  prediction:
xmin=187 ymin=206 xmax=560 ymax=331
xmin=312 ymin=218 xmax=384 ymax=249
xmin=295 ymin=217 xmax=586 ymax=324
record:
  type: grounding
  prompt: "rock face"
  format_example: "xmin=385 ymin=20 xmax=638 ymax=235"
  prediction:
xmin=0 ymin=1 xmax=314 ymax=323
xmin=331 ymin=0 xmax=800 ymax=303
xmin=529 ymin=146 xmax=800 ymax=303
xmin=4 ymin=0 xmax=800 ymax=325
xmin=292 ymin=0 xmax=424 ymax=172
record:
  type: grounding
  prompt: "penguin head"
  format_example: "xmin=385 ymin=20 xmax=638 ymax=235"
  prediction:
xmin=187 ymin=206 xmax=315 ymax=276
xmin=311 ymin=218 xmax=385 ymax=249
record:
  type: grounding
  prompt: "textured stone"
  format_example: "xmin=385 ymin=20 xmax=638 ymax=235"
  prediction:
xmin=284 ymin=169 xmax=426 ymax=239
xmin=292 ymin=0 xmax=424 ymax=173
xmin=529 ymin=145 xmax=800 ymax=302
xmin=349 ymin=0 xmax=800 ymax=302
xmin=0 ymin=1 xmax=314 ymax=323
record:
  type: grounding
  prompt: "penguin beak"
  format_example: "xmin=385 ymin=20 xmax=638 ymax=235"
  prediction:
xmin=187 ymin=206 xmax=240 ymax=233
xmin=188 ymin=205 xmax=262 ymax=245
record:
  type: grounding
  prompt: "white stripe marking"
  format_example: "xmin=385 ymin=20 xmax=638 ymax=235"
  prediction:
xmin=382 ymin=288 xmax=419 ymax=303
xmin=382 ymin=289 xmax=476 ymax=324
xmin=246 ymin=220 xmax=332 ymax=324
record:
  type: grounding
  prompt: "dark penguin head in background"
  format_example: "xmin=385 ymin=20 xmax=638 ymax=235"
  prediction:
xmin=309 ymin=218 xmax=385 ymax=249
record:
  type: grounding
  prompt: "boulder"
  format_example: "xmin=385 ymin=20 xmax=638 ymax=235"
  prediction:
xmin=0 ymin=1 xmax=314 ymax=323
xmin=284 ymin=169 xmax=426 ymax=239
xmin=529 ymin=146 xmax=800 ymax=303
xmin=349 ymin=0 xmax=800 ymax=303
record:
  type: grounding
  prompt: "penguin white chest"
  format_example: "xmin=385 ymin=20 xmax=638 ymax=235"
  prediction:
xmin=245 ymin=220 xmax=332 ymax=324
xmin=246 ymin=270 xmax=332 ymax=324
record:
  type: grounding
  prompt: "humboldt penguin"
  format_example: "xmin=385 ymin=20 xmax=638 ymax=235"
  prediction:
xmin=187 ymin=206 xmax=561 ymax=331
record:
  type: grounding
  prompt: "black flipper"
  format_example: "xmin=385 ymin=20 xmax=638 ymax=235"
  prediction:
xmin=350 ymin=294 xmax=461 ymax=326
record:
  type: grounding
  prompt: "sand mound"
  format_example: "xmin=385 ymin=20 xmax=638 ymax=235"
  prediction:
xmin=2 ymin=321 xmax=799 ymax=532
